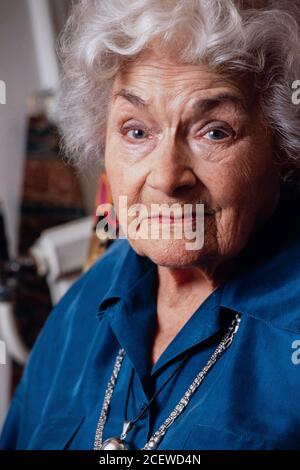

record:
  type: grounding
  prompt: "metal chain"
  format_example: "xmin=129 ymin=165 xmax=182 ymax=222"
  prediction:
xmin=94 ymin=348 xmax=126 ymax=450
xmin=94 ymin=313 xmax=241 ymax=450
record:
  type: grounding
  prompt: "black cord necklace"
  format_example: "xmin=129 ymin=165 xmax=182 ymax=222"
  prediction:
xmin=123 ymin=352 xmax=190 ymax=437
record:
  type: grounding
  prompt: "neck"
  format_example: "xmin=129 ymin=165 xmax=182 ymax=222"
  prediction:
xmin=156 ymin=258 xmax=235 ymax=311
xmin=150 ymin=263 xmax=228 ymax=366
xmin=157 ymin=267 xmax=211 ymax=307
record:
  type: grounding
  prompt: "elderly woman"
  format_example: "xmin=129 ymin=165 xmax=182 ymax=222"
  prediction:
xmin=1 ymin=0 xmax=300 ymax=451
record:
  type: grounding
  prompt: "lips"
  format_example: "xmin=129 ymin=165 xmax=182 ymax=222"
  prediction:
xmin=137 ymin=206 xmax=215 ymax=225
xmin=156 ymin=214 xmax=195 ymax=223
xmin=149 ymin=210 xmax=212 ymax=224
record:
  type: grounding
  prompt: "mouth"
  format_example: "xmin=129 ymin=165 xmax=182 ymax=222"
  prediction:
xmin=147 ymin=209 xmax=215 ymax=224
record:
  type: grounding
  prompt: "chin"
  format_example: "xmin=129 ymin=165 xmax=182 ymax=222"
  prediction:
xmin=130 ymin=238 xmax=212 ymax=268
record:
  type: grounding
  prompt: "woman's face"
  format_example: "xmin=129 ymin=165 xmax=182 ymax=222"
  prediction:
xmin=104 ymin=50 xmax=280 ymax=273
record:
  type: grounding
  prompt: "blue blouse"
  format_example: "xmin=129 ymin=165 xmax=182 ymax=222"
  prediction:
xmin=1 ymin=183 xmax=300 ymax=450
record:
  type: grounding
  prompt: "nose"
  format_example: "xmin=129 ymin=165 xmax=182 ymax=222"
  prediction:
xmin=147 ymin=132 xmax=198 ymax=198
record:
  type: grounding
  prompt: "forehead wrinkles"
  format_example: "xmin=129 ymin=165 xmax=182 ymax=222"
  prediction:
xmin=114 ymin=60 xmax=251 ymax=123
xmin=119 ymin=61 xmax=220 ymax=98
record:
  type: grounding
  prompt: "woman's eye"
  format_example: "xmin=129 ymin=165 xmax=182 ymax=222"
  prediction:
xmin=125 ymin=128 xmax=148 ymax=140
xmin=203 ymin=129 xmax=230 ymax=141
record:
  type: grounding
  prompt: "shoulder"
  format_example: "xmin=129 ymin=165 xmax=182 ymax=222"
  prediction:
xmin=221 ymin=183 xmax=300 ymax=334
xmin=19 ymin=238 xmax=131 ymax=394
xmin=0 ymin=239 xmax=131 ymax=449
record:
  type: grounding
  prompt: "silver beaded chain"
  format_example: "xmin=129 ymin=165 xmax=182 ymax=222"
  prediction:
xmin=94 ymin=313 xmax=241 ymax=451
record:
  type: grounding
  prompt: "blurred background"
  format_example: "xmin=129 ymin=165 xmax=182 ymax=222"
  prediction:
xmin=0 ymin=0 xmax=114 ymax=429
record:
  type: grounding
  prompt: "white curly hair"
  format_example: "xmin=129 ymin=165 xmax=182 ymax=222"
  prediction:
xmin=57 ymin=0 xmax=300 ymax=182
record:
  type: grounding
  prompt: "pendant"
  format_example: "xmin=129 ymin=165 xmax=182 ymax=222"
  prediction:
xmin=100 ymin=437 xmax=129 ymax=450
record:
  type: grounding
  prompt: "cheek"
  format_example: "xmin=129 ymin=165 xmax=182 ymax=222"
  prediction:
xmin=197 ymin=163 xmax=251 ymax=211
xmin=105 ymin=131 xmax=130 ymax=196
xmin=105 ymin=127 xmax=151 ymax=194
xmin=197 ymin=140 xmax=274 ymax=210
xmin=104 ymin=141 xmax=145 ymax=223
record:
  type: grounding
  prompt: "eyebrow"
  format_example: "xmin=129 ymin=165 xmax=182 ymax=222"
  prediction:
xmin=113 ymin=88 xmax=148 ymax=108
xmin=193 ymin=93 xmax=248 ymax=114
xmin=113 ymin=88 xmax=248 ymax=113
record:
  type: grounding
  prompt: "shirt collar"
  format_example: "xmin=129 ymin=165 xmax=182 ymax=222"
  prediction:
xmin=98 ymin=242 xmax=226 ymax=380
xmin=97 ymin=240 xmax=154 ymax=316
